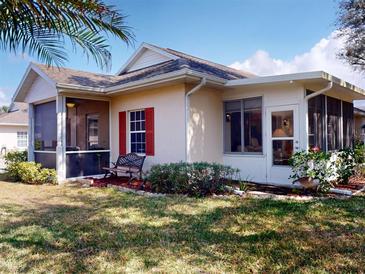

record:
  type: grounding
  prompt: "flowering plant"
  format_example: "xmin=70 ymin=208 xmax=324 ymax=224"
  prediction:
xmin=289 ymin=149 xmax=335 ymax=192
xmin=289 ymin=147 xmax=358 ymax=192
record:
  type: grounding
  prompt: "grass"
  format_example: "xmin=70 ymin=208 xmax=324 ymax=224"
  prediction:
xmin=0 ymin=181 xmax=364 ymax=273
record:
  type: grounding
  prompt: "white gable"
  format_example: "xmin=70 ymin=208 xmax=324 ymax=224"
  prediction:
xmin=117 ymin=43 xmax=179 ymax=75
xmin=126 ymin=48 xmax=172 ymax=72
xmin=24 ymin=76 xmax=57 ymax=104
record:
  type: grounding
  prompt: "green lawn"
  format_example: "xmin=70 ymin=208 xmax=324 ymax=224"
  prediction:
xmin=0 ymin=180 xmax=364 ymax=273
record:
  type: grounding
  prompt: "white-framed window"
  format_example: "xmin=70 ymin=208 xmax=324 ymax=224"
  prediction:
xmin=129 ymin=110 xmax=146 ymax=153
xmin=224 ymin=97 xmax=263 ymax=154
xmin=17 ymin=131 xmax=28 ymax=147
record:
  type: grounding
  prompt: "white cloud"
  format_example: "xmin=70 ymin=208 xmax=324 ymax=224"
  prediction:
xmin=0 ymin=88 xmax=11 ymax=106
xmin=230 ymin=31 xmax=365 ymax=90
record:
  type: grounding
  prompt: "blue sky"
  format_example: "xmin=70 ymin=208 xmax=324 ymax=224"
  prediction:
xmin=0 ymin=0 xmax=347 ymax=105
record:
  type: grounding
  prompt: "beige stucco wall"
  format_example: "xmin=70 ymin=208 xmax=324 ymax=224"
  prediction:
xmin=188 ymin=86 xmax=223 ymax=163
xmin=0 ymin=125 xmax=28 ymax=152
xmin=110 ymin=84 xmax=186 ymax=170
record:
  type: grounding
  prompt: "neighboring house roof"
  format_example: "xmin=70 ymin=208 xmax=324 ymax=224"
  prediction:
xmin=0 ymin=102 xmax=28 ymax=126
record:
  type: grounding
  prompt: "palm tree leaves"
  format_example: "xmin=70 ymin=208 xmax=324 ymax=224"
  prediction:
xmin=0 ymin=0 xmax=134 ymax=69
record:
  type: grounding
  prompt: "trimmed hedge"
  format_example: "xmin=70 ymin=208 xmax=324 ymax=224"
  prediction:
xmin=148 ymin=162 xmax=239 ymax=197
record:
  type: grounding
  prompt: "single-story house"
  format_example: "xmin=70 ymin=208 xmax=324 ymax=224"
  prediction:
xmin=0 ymin=102 xmax=28 ymax=155
xmin=12 ymin=43 xmax=365 ymax=185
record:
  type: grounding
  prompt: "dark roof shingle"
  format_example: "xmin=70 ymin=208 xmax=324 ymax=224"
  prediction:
xmin=33 ymin=43 xmax=255 ymax=90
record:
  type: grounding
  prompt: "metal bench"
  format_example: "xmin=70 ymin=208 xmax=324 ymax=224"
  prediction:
xmin=103 ymin=153 xmax=146 ymax=184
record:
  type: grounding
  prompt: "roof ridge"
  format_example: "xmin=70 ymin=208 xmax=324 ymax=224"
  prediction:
xmin=161 ymin=47 xmax=256 ymax=78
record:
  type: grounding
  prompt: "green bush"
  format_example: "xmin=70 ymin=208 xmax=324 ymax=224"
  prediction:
xmin=4 ymin=150 xmax=56 ymax=184
xmin=4 ymin=150 xmax=27 ymax=164
xmin=16 ymin=162 xmax=57 ymax=185
xmin=354 ymin=143 xmax=365 ymax=164
xmin=4 ymin=150 xmax=28 ymax=181
xmin=148 ymin=162 xmax=239 ymax=197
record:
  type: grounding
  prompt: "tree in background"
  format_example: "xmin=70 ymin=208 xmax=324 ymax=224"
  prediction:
xmin=0 ymin=106 xmax=9 ymax=113
xmin=337 ymin=0 xmax=365 ymax=72
xmin=0 ymin=0 xmax=134 ymax=70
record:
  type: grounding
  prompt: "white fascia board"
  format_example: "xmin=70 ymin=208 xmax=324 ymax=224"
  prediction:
xmin=12 ymin=63 xmax=57 ymax=103
xmin=226 ymin=71 xmax=324 ymax=86
xmin=226 ymin=70 xmax=365 ymax=96
xmin=0 ymin=123 xmax=28 ymax=126
xmin=116 ymin=42 xmax=179 ymax=75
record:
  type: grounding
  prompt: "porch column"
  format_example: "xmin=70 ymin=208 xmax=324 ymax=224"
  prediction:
xmin=56 ymin=95 xmax=66 ymax=182
xmin=28 ymin=103 xmax=34 ymax=161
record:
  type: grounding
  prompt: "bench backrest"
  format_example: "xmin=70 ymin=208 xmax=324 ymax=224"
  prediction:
xmin=115 ymin=153 xmax=146 ymax=170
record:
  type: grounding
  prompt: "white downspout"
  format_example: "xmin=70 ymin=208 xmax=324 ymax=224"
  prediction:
xmin=185 ymin=77 xmax=207 ymax=162
xmin=305 ymin=81 xmax=333 ymax=101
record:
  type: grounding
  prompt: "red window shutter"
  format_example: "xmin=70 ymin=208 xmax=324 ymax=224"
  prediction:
xmin=119 ymin=111 xmax=127 ymax=155
xmin=145 ymin=107 xmax=155 ymax=156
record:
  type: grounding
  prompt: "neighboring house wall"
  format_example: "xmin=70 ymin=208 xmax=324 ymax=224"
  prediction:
xmin=188 ymin=86 xmax=223 ymax=163
xmin=24 ymin=76 xmax=56 ymax=104
xmin=110 ymin=84 xmax=186 ymax=170
xmin=0 ymin=125 xmax=28 ymax=152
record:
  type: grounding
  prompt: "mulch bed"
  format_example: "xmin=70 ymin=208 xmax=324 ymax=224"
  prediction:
xmin=87 ymin=177 xmax=152 ymax=192
xmin=336 ymin=176 xmax=365 ymax=191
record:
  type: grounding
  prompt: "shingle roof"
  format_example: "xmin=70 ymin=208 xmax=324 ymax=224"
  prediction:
xmin=0 ymin=103 xmax=28 ymax=125
xmin=33 ymin=43 xmax=254 ymax=90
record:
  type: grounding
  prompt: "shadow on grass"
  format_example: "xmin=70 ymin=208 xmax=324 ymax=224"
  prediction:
xmin=0 ymin=188 xmax=364 ymax=273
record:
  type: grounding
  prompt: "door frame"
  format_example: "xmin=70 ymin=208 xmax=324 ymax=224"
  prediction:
xmin=266 ymin=104 xmax=300 ymax=184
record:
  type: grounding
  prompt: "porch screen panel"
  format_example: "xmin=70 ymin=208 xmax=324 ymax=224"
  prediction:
xmin=308 ymin=94 xmax=325 ymax=150
xmin=34 ymin=153 xmax=56 ymax=169
xmin=343 ymin=101 xmax=354 ymax=148
xmin=327 ymin=97 xmax=341 ymax=151
xmin=34 ymin=101 xmax=57 ymax=151
xmin=224 ymin=100 xmax=242 ymax=152
xmin=66 ymin=98 xmax=109 ymax=151
xmin=66 ymin=152 xmax=110 ymax=178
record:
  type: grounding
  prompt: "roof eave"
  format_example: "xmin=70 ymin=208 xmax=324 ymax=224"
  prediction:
xmin=226 ymin=71 xmax=365 ymax=97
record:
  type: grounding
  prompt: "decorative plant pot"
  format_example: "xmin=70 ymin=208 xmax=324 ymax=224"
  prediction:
xmin=296 ymin=177 xmax=320 ymax=189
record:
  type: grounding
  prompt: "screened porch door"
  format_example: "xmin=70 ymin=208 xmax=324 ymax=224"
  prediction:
xmin=266 ymin=105 xmax=299 ymax=184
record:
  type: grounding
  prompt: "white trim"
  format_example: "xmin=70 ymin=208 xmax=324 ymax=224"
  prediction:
xmin=34 ymin=150 xmax=56 ymax=153
xmin=65 ymin=150 xmax=110 ymax=154
xmin=0 ymin=123 xmax=28 ymax=126
xmin=28 ymin=103 xmax=35 ymax=161
xmin=12 ymin=63 xmax=57 ymax=103
xmin=116 ymin=43 xmax=179 ymax=75
xmin=226 ymin=71 xmax=365 ymax=96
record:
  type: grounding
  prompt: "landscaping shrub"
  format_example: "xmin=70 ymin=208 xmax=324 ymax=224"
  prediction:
xmin=4 ymin=150 xmax=28 ymax=181
xmin=4 ymin=151 xmax=56 ymax=184
xmin=289 ymin=147 xmax=358 ymax=192
xmin=148 ymin=162 xmax=239 ymax=196
xmin=16 ymin=162 xmax=57 ymax=185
